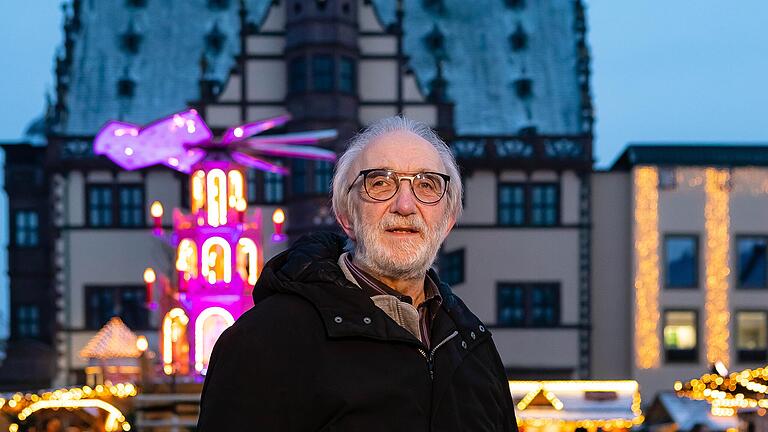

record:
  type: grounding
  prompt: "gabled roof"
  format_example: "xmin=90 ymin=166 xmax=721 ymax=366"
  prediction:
xmin=651 ymin=392 xmax=737 ymax=432
xmin=79 ymin=317 xmax=141 ymax=359
xmin=610 ymin=143 xmax=768 ymax=170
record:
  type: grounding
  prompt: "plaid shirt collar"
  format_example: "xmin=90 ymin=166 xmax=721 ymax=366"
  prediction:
xmin=342 ymin=253 xmax=442 ymax=308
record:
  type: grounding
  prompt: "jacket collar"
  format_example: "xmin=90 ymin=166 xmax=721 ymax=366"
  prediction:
xmin=253 ymin=231 xmax=490 ymax=349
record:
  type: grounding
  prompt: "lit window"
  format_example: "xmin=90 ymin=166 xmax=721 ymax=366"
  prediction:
xmin=313 ymin=161 xmax=333 ymax=194
xmin=15 ymin=304 xmax=40 ymax=339
xmin=339 ymin=57 xmax=355 ymax=93
xmin=439 ymin=249 xmax=465 ymax=286
xmin=737 ymin=237 xmax=767 ymax=288
xmin=736 ymin=311 xmax=767 ymax=362
xmin=497 ymin=283 xmax=559 ymax=327
xmin=663 ymin=310 xmax=697 ymax=362
xmin=312 ymin=55 xmax=334 ymax=92
xmin=14 ymin=210 xmax=39 ymax=247
xmin=664 ymin=236 xmax=698 ymax=288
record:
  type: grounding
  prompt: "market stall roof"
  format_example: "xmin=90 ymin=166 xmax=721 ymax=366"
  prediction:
xmin=80 ymin=317 xmax=141 ymax=360
xmin=647 ymin=392 xmax=737 ymax=432
xmin=508 ymin=380 xmax=643 ymax=428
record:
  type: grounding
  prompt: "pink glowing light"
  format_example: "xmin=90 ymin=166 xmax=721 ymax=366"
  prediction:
xmin=220 ymin=114 xmax=291 ymax=144
xmin=93 ymin=110 xmax=212 ymax=172
xmin=94 ymin=110 xmax=337 ymax=175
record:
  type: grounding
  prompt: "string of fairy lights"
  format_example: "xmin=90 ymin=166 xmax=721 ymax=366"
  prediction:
xmin=633 ymin=166 xmax=661 ymax=369
xmin=0 ymin=382 xmax=136 ymax=431
xmin=676 ymin=366 xmax=768 ymax=417
xmin=704 ymin=168 xmax=731 ymax=367
xmin=634 ymin=166 xmax=735 ymax=370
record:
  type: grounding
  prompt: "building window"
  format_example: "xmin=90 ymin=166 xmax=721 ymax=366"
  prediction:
xmin=87 ymin=184 xmax=145 ymax=227
xmin=439 ymin=249 xmax=465 ymax=286
xmin=663 ymin=310 xmax=698 ymax=362
xmin=530 ymin=184 xmax=558 ymax=226
xmin=498 ymin=183 xmax=559 ymax=226
xmin=312 ymin=55 xmax=334 ymax=92
xmin=15 ymin=304 xmax=40 ymax=339
xmin=664 ymin=235 xmax=698 ymax=288
xmin=339 ymin=56 xmax=355 ymax=93
xmin=313 ymin=161 xmax=333 ymax=194
xmin=119 ymin=185 xmax=144 ymax=227
xmin=288 ymin=57 xmax=307 ymax=93
xmin=736 ymin=311 xmax=768 ymax=362
xmin=247 ymin=169 xmax=259 ymax=203
xmin=498 ymin=184 xmax=525 ymax=226
xmin=497 ymin=283 xmax=559 ymax=327
xmin=86 ymin=286 xmax=149 ymax=330
xmin=14 ymin=210 xmax=39 ymax=247
xmin=292 ymin=159 xmax=306 ymax=196
xmin=737 ymin=237 xmax=767 ymax=289
xmin=88 ymin=185 xmax=114 ymax=227
xmin=264 ymin=171 xmax=284 ymax=203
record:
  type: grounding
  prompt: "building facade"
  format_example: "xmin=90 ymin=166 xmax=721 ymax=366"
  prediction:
xmin=3 ymin=0 xmax=592 ymax=387
xmin=593 ymin=145 xmax=768 ymax=400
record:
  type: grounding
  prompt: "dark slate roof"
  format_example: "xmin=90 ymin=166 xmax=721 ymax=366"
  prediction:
xmin=58 ymin=0 xmax=585 ymax=137
xmin=372 ymin=0 xmax=585 ymax=135
xmin=610 ymin=144 xmax=768 ymax=170
xmin=59 ymin=0 xmax=271 ymax=135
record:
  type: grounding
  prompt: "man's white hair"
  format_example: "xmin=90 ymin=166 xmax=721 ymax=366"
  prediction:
xmin=331 ymin=116 xmax=463 ymax=223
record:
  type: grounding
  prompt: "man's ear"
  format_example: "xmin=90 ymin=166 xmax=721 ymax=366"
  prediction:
xmin=442 ymin=215 xmax=457 ymax=240
xmin=336 ymin=212 xmax=356 ymax=241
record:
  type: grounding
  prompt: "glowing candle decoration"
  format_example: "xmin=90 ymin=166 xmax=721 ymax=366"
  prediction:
xmin=272 ymin=208 xmax=286 ymax=242
xmin=143 ymin=268 xmax=156 ymax=309
xmin=150 ymin=201 xmax=163 ymax=235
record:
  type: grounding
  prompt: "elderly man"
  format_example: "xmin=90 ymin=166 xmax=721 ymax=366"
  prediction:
xmin=198 ymin=117 xmax=517 ymax=431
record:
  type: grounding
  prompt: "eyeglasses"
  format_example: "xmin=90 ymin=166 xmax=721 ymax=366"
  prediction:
xmin=347 ymin=168 xmax=451 ymax=204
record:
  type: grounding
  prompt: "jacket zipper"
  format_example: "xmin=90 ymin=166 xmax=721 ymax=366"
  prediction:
xmin=419 ymin=330 xmax=459 ymax=381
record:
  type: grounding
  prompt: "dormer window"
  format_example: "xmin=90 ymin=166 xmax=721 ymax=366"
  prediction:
xmin=205 ymin=23 xmax=226 ymax=55
xmin=509 ymin=23 xmax=527 ymax=51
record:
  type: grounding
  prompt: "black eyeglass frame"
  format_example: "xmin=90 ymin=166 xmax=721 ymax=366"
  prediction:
xmin=346 ymin=168 xmax=451 ymax=204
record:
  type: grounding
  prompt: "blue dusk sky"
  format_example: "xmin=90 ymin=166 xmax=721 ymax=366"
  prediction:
xmin=1 ymin=1 xmax=768 ymax=335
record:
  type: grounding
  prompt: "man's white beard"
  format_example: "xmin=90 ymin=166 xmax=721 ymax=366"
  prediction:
xmin=351 ymin=211 xmax=450 ymax=281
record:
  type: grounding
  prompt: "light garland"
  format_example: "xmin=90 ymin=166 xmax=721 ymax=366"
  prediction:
xmin=704 ymin=168 xmax=731 ymax=366
xmin=675 ymin=366 xmax=768 ymax=416
xmin=510 ymin=380 xmax=643 ymax=428
xmin=0 ymin=383 xmax=136 ymax=431
xmin=633 ymin=167 xmax=661 ymax=369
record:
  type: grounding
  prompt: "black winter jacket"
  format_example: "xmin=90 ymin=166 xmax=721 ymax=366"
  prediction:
xmin=198 ymin=232 xmax=518 ymax=431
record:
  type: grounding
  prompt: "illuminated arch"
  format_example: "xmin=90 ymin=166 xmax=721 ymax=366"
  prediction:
xmin=237 ymin=238 xmax=259 ymax=286
xmin=20 ymin=399 xmax=129 ymax=432
xmin=162 ymin=308 xmax=190 ymax=375
xmin=192 ymin=170 xmax=206 ymax=213
xmin=195 ymin=307 xmax=235 ymax=373
xmin=201 ymin=237 xmax=232 ymax=283
xmin=176 ymin=238 xmax=198 ymax=281
xmin=227 ymin=169 xmax=247 ymax=211
xmin=206 ymin=168 xmax=227 ymax=226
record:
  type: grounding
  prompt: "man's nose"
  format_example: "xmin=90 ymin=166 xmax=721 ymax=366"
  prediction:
xmin=389 ymin=180 xmax=418 ymax=215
